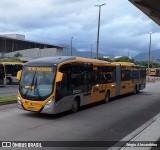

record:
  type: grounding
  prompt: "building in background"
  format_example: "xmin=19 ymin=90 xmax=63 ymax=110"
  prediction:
xmin=0 ymin=34 xmax=65 ymax=61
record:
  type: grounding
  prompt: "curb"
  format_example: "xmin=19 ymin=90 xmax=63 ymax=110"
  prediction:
xmin=0 ymin=100 xmax=16 ymax=106
xmin=108 ymin=113 xmax=160 ymax=150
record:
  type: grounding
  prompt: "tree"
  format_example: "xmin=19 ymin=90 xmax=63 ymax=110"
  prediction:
xmin=98 ymin=57 xmax=112 ymax=62
xmin=114 ymin=56 xmax=135 ymax=63
xmin=14 ymin=52 xmax=22 ymax=57
xmin=137 ymin=61 xmax=160 ymax=68
xmin=138 ymin=61 xmax=148 ymax=67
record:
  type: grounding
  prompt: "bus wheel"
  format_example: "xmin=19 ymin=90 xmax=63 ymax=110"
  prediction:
xmin=71 ymin=99 xmax=79 ymax=113
xmin=136 ymin=86 xmax=140 ymax=94
xmin=7 ymin=78 xmax=12 ymax=84
xmin=133 ymin=86 xmax=137 ymax=94
xmin=104 ymin=91 xmax=110 ymax=103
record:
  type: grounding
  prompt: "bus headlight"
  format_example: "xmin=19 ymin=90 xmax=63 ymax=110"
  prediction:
xmin=41 ymin=97 xmax=55 ymax=114
xmin=17 ymin=96 xmax=20 ymax=101
xmin=17 ymin=96 xmax=22 ymax=105
xmin=45 ymin=100 xmax=52 ymax=107
xmin=45 ymin=97 xmax=54 ymax=107
xmin=17 ymin=96 xmax=24 ymax=110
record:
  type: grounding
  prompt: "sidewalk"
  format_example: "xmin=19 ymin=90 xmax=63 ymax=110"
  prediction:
xmin=120 ymin=113 xmax=160 ymax=150
xmin=109 ymin=113 xmax=160 ymax=150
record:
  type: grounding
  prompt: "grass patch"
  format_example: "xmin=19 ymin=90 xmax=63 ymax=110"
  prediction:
xmin=0 ymin=95 xmax=17 ymax=103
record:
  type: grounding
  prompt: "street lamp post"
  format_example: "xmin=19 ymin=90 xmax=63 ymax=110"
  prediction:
xmin=148 ymin=32 xmax=152 ymax=75
xmin=95 ymin=3 xmax=106 ymax=59
xmin=91 ymin=44 xmax=93 ymax=59
xmin=71 ymin=37 xmax=74 ymax=56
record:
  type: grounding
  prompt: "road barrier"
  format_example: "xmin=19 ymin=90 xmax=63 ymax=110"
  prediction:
xmin=146 ymin=76 xmax=160 ymax=83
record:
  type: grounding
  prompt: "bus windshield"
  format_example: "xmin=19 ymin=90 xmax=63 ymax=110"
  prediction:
xmin=19 ymin=66 xmax=56 ymax=101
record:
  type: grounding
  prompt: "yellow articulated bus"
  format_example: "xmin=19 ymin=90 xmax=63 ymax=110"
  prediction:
xmin=16 ymin=57 xmax=146 ymax=114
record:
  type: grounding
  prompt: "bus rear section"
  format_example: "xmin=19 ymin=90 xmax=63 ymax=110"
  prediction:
xmin=112 ymin=62 xmax=146 ymax=95
xmin=0 ymin=64 xmax=6 ymax=85
xmin=3 ymin=62 xmax=23 ymax=84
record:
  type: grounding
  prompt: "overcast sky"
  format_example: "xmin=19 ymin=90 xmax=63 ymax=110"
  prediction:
xmin=0 ymin=0 xmax=159 ymax=56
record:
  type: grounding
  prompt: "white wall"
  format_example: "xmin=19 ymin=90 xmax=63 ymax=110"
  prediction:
xmin=5 ymin=48 xmax=63 ymax=61
xmin=3 ymin=34 xmax=25 ymax=40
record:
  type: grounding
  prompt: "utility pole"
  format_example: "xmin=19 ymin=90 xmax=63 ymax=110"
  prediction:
xmin=148 ymin=32 xmax=152 ymax=75
xmin=95 ymin=3 xmax=106 ymax=59
xmin=152 ymin=54 xmax=154 ymax=68
xmin=71 ymin=37 xmax=74 ymax=56
xmin=91 ymin=44 xmax=93 ymax=59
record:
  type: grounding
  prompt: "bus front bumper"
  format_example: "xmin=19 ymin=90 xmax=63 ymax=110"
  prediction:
xmin=17 ymin=97 xmax=56 ymax=114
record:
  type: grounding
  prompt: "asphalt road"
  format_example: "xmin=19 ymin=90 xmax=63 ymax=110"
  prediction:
xmin=0 ymin=84 xmax=18 ymax=96
xmin=0 ymin=82 xmax=160 ymax=150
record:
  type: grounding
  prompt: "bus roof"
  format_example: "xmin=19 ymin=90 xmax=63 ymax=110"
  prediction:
xmin=25 ymin=56 xmax=111 ymax=67
xmin=111 ymin=62 xmax=135 ymax=66
xmin=112 ymin=62 xmax=145 ymax=68
xmin=1 ymin=62 xmax=23 ymax=65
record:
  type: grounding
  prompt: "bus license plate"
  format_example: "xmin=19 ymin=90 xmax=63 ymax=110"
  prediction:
xmin=28 ymin=107 xmax=35 ymax=111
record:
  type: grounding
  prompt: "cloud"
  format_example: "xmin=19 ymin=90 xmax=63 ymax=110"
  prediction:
xmin=0 ymin=0 xmax=159 ymax=57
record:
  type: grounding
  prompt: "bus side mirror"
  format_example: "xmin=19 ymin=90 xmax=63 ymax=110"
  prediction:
xmin=56 ymin=72 xmax=63 ymax=82
xmin=17 ymin=70 xmax=22 ymax=80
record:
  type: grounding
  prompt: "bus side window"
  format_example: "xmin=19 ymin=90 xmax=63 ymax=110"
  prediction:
xmin=61 ymin=73 xmax=68 ymax=90
xmin=98 ymin=72 xmax=107 ymax=84
xmin=121 ymin=67 xmax=131 ymax=81
xmin=88 ymin=73 xmax=96 ymax=85
xmin=98 ymin=66 xmax=116 ymax=83
xmin=56 ymin=73 xmax=69 ymax=102
xmin=69 ymin=73 xmax=76 ymax=88
xmin=106 ymin=73 xmax=112 ymax=82
xmin=56 ymin=73 xmax=68 ymax=90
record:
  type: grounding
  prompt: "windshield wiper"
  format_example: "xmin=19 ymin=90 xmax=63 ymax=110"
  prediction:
xmin=24 ymin=71 xmax=37 ymax=98
xmin=33 ymin=78 xmax=42 ymax=100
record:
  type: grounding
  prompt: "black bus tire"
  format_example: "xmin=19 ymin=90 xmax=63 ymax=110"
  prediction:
xmin=133 ymin=86 xmax=137 ymax=95
xmin=136 ymin=86 xmax=140 ymax=94
xmin=104 ymin=91 xmax=110 ymax=103
xmin=71 ymin=99 xmax=79 ymax=113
